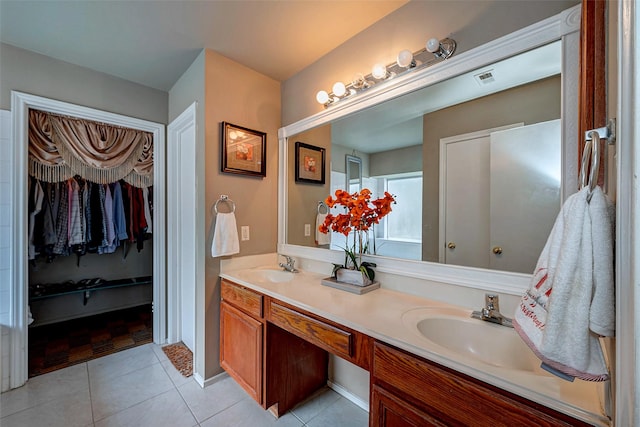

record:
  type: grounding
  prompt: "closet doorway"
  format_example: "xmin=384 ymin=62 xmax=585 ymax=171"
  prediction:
xmin=9 ymin=92 xmax=167 ymax=389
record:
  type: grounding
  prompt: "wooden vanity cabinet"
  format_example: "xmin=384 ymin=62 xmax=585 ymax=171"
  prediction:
xmin=220 ymin=280 xmax=264 ymax=404
xmin=371 ymin=341 xmax=593 ymax=427
xmin=220 ymin=279 xmax=329 ymax=416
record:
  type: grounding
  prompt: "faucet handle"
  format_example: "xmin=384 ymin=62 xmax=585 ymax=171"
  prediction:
xmin=485 ymin=294 xmax=499 ymax=311
xmin=282 ymin=255 xmax=294 ymax=265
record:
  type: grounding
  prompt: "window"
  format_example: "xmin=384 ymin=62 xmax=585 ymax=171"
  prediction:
xmin=384 ymin=175 xmax=422 ymax=242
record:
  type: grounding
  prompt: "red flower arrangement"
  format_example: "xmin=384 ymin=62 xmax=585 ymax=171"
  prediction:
xmin=318 ymin=189 xmax=396 ymax=278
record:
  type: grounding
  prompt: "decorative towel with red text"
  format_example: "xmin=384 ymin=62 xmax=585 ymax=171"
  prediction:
xmin=513 ymin=186 xmax=614 ymax=382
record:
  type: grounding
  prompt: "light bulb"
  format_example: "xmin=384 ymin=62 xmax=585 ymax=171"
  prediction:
xmin=316 ymin=90 xmax=329 ymax=104
xmin=371 ymin=63 xmax=388 ymax=80
xmin=396 ymin=49 xmax=414 ymax=68
xmin=426 ymin=38 xmax=441 ymax=53
xmin=332 ymin=81 xmax=347 ymax=97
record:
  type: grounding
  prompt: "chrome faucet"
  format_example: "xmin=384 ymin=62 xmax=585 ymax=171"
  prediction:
xmin=278 ymin=255 xmax=299 ymax=273
xmin=471 ymin=294 xmax=513 ymax=327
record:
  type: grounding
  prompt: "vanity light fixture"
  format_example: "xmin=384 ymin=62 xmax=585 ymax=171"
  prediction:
xmin=332 ymin=81 xmax=347 ymax=97
xmin=426 ymin=37 xmax=457 ymax=59
xmin=396 ymin=49 xmax=416 ymax=68
xmin=371 ymin=62 xmax=390 ymax=80
xmin=315 ymin=37 xmax=457 ymax=107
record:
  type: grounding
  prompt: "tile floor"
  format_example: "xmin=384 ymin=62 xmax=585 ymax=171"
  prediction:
xmin=0 ymin=343 xmax=369 ymax=427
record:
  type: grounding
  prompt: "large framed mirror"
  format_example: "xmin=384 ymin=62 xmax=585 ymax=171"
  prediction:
xmin=278 ymin=6 xmax=580 ymax=294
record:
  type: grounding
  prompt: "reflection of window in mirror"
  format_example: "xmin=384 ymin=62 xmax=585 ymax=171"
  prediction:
xmin=369 ymin=174 xmax=423 ymax=260
xmin=345 ymin=155 xmax=362 ymax=192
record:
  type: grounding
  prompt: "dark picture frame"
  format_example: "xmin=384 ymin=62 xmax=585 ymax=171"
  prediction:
xmin=295 ymin=141 xmax=325 ymax=184
xmin=221 ymin=121 xmax=266 ymax=177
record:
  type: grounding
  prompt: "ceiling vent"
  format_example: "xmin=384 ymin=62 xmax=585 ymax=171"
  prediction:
xmin=473 ymin=69 xmax=495 ymax=85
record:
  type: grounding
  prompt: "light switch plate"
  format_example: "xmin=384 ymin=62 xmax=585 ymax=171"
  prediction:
xmin=241 ymin=226 xmax=250 ymax=241
xmin=304 ymin=224 xmax=311 ymax=236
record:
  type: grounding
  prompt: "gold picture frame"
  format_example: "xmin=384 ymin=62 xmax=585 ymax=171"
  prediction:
xmin=221 ymin=121 xmax=266 ymax=177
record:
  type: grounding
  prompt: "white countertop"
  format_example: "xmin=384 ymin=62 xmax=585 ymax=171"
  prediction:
xmin=220 ymin=266 xmax=609 ymax=426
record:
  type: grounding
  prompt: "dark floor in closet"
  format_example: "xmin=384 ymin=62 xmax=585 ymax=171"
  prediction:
xmin=28 ymin=304 xmax=153 ymax=378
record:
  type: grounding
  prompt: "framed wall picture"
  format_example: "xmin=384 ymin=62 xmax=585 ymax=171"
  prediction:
xmin=221 ymin=121 xmax=266 ymax=177
xmin=295 ymin=141 xmax=325 ymax=184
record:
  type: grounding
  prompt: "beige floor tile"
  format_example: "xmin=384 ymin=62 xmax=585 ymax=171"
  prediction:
xmin=90 ymin=362 xmax=174 ymax=421
xmin=200 ymin=398 xmax=302 ymax=427
xmin=94 ymin=388 xmax=197 ymax=427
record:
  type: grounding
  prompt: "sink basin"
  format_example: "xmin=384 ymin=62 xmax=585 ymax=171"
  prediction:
xmin=242 ymin=267 xmax=297 ymax=283
xmin=402 ymin=307 xmax=542 ymax=372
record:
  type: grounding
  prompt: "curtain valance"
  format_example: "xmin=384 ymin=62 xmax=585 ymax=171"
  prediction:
xmin=28 ymin=109 xmax=154 ymax=188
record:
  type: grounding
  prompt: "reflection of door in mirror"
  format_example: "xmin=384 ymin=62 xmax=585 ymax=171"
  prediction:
xmin=346 ymin=155 xmax=362 ymax=192
xmin=440 ymin=120 xmax=561 ymax=274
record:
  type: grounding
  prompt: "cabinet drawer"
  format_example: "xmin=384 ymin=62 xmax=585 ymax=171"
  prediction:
xmin=372 ymin=342 xmax=589 ymax=427
xmin=268 ymin=301 xmax=352 ymax=359
xmin=221 ymin=279 xmax=263 ymax=318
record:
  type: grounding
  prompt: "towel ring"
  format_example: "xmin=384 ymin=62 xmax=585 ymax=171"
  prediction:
xmin=214 ymin=195 xmax=236 ymax=214
xmin=317 ymin=201 xmax=329 ymax=215
xmin=580 ymin=131 xmax=600 ymax=194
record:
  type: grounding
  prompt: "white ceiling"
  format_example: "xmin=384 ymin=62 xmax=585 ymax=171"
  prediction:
xmin=331 ymin=41 xmax=562 ymax=153
xmin=0 ymin=0 xmax=407 ymax=91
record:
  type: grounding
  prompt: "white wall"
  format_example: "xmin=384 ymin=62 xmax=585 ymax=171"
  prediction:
xmin=0 ymin=110 xmax=12 ymax=392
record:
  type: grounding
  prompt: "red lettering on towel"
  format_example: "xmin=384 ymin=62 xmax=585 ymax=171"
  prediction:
xmin=519 ymin=298 xmax=545 ymax=330
xmin=534 ymin=269 xmax=548 ymax=289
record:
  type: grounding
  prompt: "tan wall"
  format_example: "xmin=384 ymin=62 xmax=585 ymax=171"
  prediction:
xmin=168 ymin=50 xmax=208 ymax=378
xmin=370 ymin=144 xmax=422 ymax=177
xmin=0 ymin=43 xmax=167 ymax=123
xmin=287 ymin=125 xmax=332 ymax=247
xmin=281 ymin=0 xmax=578 ymax=125
xmin=422 ymin=76 xmax=561 ymax=262
xmin=203 ymin=49 xmax=281 ymax=378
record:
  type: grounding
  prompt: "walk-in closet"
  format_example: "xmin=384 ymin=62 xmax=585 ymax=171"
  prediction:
xmin=26 ymin=109 xmax=155 ymax=377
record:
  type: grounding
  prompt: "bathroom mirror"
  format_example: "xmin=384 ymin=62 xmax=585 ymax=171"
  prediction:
xmin=279 ymin=7 xmax=580 ymax=292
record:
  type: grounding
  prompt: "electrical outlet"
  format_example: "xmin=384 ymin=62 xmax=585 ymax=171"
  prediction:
xmin=304 ymin=224 xmax=311 ymax=236
xmin=241 ymin=226 xmax=250 ymax=241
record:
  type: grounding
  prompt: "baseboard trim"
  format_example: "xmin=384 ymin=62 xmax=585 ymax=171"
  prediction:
xmin=196 ymin=371 xmax=229 ymax=388
xmin=327 ymin=380 xmax=369 ymax=413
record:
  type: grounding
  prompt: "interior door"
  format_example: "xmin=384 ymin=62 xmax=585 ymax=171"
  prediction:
xmin=441 ymin=132 xmax=490 ymax=268
xmin=440 ymin=124 xmax=521 ymax=268
xmin=167 ymin=103 xmax=197 ymax=352
xmin=489 ymin=119 xmax=562 ymax=273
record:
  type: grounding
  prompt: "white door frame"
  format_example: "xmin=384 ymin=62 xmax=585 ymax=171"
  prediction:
xmin=616 ymin=1 xmax=638 ymax=424
xmin=166 ymin=102 xmax=197 ymax=349
xmin=9 ymin=91 xmax=167 ymax=389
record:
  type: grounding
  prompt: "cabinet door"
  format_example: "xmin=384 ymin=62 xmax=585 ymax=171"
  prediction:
xmin=220 ymin=301 xmax=263 ymax=404
xmin=371 ymin=385 xmax=446 ymax=427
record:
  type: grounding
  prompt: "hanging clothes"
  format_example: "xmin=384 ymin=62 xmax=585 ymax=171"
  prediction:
xmin=98 ymin=184 xmax=117 ymax=254
xmin=28 ymin=179 xmax=44 ymax=260
xmin=52 ymin=181 xmax=69 ymax=256
xmin=28 ymin=177 xmax=153 ymax=264
xmin=112 ymin=181 xmax=128 ymax=242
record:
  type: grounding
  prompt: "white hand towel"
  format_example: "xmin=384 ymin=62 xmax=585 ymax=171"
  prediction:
xmin=315 ymin=213 xmax=331 ymax=245
xmin=513 ymin=186 xmax=615 ymax=382
xmin=211 ymin=212 xmax=240 ymax=257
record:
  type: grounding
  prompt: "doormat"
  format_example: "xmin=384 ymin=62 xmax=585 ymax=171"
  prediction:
xmin=162 ymin=342 xmax=193 ymax=377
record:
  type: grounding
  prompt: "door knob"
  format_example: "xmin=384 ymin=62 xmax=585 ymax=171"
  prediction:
xmin=492 ymin=246 xmax=503 ymax=255
xmin=447 ymin=242 xmax=456 ymax=249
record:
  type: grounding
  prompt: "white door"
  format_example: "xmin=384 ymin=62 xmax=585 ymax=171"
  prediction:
xmin=489 ymin=119 xmax=561 ymax=273
xmin=441 ymin=134 xmax=490 ymax=268
xmin=439 ymin=124 xmax=522 ymax=268
xmin=167 ymin=103 xmax=197 ymax=352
